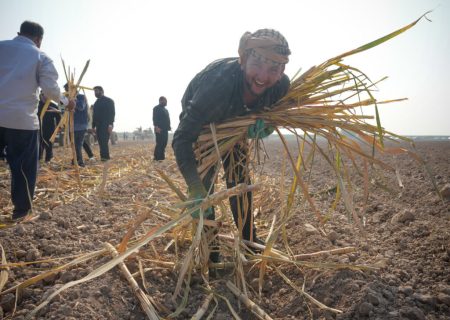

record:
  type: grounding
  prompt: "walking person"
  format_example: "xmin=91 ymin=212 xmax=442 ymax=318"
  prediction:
xmin=152 ymin=96 xmax=171 ymax=161
xmin=92 ymin=86 xmax=115 ymax=161
xmin=172 ymin=29 xmax=291 ymax=261
xmin=0 ymin=21 xmax=75 ymax=221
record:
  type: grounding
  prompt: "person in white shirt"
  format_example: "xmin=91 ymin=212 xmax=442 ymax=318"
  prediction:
xmin=0 ymin=20 xmax=75 ymax=222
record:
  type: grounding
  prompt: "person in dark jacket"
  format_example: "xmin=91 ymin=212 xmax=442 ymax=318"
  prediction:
xmin=152 ymin=96 xmax=171 ymax=161
xmin=92 ymin=86 xmax=115 ymax=161
xmin=38 ymin=91 xmax=61 ymax=162
xmin=172 ymin=29 xmax=291 ymax=261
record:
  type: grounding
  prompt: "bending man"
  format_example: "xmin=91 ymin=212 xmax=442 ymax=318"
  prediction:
xmin=172 ymin=29 xmax=291 ymax=259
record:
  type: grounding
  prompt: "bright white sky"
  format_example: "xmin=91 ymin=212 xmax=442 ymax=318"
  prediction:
xmin=1 ymin=0 xmax=449 ymax=135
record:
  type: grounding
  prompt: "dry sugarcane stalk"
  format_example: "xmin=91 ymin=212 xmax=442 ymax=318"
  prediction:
xmin=98 ymin=161 xmax=110 ymax=194
xmin=219 ymin=235 xmax=288 ymax=259
xmin=293 ymin=247 xmax=356 ymax=259
xmin=52 ymin=59 xmax=91 ymax=187
xmin=172 ymin=212 xmax=204 ymax=301
xmin=226 ymin=281 xmax=273 ymax=320
xmin=0 ymin=243 xmax=9 ymax=293
xmin=105 ymin=243 xmax=160 ymax=320
xmin=49 ymin=112 xmax=68 ymax=144
xmin=154 ymin=168 xmax=187 ymax=201
xmin=198 ymin=183 xmax=261 ymax=212
xmin=118 ymin=210 xmax=152 ymax=253
xmin=137 ymin=260 xmax=171 ymax=314
xmin=274 ymin=266 xmax=343 ymax=314
xmin=2 ymin=249 xmax=106 ymax=296
xmin=191 ymin=293 xmax=214 ymax=320
xmin=68 ymin=107 xmax=82 ymax=188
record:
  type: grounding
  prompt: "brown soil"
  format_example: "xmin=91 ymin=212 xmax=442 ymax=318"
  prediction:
xmin=0 ymin=139 xmax=449 ymax=320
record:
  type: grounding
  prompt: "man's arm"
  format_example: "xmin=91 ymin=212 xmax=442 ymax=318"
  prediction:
xmin=167 ymin=111 xmax=171 ymax=131
xmin=153 ymin=107 xmax=160 ymax=127
xmin=172 ymin=107 xmax=208 ymax=195
xmin=173 ymin=80 xmax=229 ymax=196
xmin=91 ymin=103 xmax=97 ymax=129
xmin=108 ymin=99 xmax=115 ymax=125
xmin=153 ymin=107 xmax=164 ymax=133
xmin=38 ymin=53 xmax=64 ymax=103
xmin=107 ymin=99 xmax=115 ymax=134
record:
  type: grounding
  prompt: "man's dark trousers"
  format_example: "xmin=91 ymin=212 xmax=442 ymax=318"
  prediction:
xmin=97 ymin=124 xmax=110 ymax=160
xmin=201 ymin=144 xmax=255 ymax=241
xmin=0 ymin=127 xmax=38 ymax=218
xmin=74 ymin=130 xmax=86 ymax=165
xmin=39 ymin=121 xmax=55 ymax=162
xmin=154 ymin=130 xmax=168 ymax=160
xmin=83 ymin=138 xmax=94 ymax=158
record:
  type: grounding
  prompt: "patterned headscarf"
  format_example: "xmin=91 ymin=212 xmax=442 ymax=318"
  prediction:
xmin=238 ymin=28 xmax=291 ymax=64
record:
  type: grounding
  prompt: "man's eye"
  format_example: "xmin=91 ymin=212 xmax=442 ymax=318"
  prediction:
xmin=270 ymin=67 xmax=280 ymax=73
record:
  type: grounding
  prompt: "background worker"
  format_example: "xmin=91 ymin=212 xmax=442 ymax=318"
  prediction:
xmin=64 ymin=83 xmax=89 ymax=167
xmin=92 ymin=86 xmax=115 ymax=161
xmin=0 ymin=21 xmax=75 ymax=221
xmin=152 ymin=96 xmax=171 ymax=161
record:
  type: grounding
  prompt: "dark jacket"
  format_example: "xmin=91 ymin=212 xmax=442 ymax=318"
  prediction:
xmin=172 ymin=57 xmax=290 ymax=190
xmin=153 ymin=104 xmax=171 ymax=131
xmin=38 ymin=100 xmax=61 ymax=133
xmin=92 ymin=95 xmax=115 ymax=128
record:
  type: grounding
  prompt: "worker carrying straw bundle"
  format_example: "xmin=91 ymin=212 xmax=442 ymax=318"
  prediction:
xmin=172 ymin=28 xmax=290 ymax=261
xmin=173 ymin=13 xmax=431 ymax=265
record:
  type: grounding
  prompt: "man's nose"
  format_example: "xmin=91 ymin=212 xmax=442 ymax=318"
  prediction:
xmin=256 ymin=66 xmax=270 ymax=82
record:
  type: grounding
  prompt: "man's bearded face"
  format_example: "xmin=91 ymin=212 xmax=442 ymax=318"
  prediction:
xmin=242 ymin=50 xmax=285 ymax=97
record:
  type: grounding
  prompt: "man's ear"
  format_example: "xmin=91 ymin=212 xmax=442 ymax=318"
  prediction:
xmin=33 ymin=36 xmax=43 ymax=48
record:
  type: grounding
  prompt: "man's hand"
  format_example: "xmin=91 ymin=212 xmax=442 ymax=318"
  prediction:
xmin=154 ymin=126 xmax=161 ymax=134
xmin=188 ymin=185 xmax=213 ymax=219
xmin=247 ymin=119 xmax=274 ymax=139
xmin=66 ymin=99 xmax=76 ymax=112
xmin=108 ymin=125 xmax=113 ymax=134
xmin=189 ymin=196 xmax=214 ymax=219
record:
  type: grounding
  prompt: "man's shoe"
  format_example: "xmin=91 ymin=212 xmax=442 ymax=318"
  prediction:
xmin=254 ymin=236 xmax=265 ymax=246
xmin=11 ymin=210 xmax=33 ymax=223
